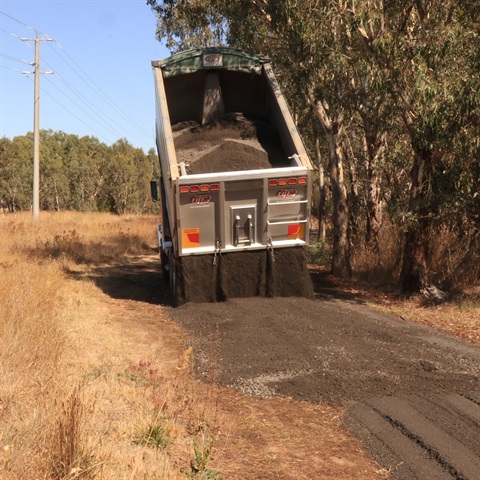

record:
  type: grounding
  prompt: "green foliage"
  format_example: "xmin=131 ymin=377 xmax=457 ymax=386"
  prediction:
xmin=188 ymin=428 xmax=220 ymax=479
xmin=133 ymin=414 xmax=172 ymax=450
xmin=146 ymin=0 xmax=480 ymax=287
xmin=0 ymin=131 xmax=158 ymax=214
xmin=307 ymin=241 xmax=330 ymax=266
xmin=0 ymin=135 xmax=33 ymax=211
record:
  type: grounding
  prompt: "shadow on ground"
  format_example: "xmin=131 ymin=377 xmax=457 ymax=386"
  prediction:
xmin=309 ymin=267 xmax=366 ymax=303
xmin=72 ymin=254 xmax=364 ymax=307
xmin=72 ymin=256 xmax=175 ymax=307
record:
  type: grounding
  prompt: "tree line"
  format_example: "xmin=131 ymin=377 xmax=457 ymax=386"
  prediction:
xmin=0 ymin=131 xmax=158 ymax=214
xmin=148 ymin=0 xmax=480 ymax=292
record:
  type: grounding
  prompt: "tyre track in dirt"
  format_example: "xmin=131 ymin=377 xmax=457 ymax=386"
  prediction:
xmin=345 ymin=394 xmax=480 ymax=479
xmin=170 ymin=272 xmax=480 ymax=480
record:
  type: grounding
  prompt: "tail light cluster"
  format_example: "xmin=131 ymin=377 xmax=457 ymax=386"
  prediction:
xmin=268 ymin=176 xmax=307 ymax=187
xmin=180 ymin=183 xmax=219 ymax=194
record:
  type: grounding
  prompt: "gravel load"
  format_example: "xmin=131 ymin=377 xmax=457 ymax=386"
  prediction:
xmin=173 ymin=113 xmax=290 ymax=174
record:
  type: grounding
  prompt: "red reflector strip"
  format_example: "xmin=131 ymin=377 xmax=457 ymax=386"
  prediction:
xmin=288 ymin=223 xmax=305 ymax=239
xmin=190 ymin=185 xmax=200 ymax=193
xmin=180 ymin=186 xmax=189 ymax=194
xmin=288 ymin=178 xmax=297 ymax=185
xmin=298 ymin=177 xmax=307 ymax=185
xmin=210 ymin=183 xmax=219 ymax=191
xmin=268 ymin=179 xmax=278 ymax=187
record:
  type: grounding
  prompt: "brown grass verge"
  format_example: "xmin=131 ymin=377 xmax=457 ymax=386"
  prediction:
xmin=12 ymin=212 xmax=478 ymax=478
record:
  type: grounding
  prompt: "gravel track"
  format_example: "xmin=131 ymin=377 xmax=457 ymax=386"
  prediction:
xmin=170 ymin=277 xmax=480 ymax=480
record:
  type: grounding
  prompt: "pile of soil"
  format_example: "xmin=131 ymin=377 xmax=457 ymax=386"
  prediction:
xmin=173 ymin=113 xmax=290 ymax=174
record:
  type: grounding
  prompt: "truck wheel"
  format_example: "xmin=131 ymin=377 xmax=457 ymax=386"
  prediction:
xmin=168 ymin=250 xmax=185 ymax=306
xmin=160 ymin=249 xmax=169 ymax=282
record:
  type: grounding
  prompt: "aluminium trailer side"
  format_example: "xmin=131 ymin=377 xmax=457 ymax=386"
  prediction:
xmin=152 ymin=47 xmax=314 ymax=304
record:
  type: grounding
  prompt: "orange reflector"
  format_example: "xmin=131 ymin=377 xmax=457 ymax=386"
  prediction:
xmin=268 ymin=179 xmax=278 ymax=187
xmin=278 ymin=178 xmax=287 ymax=186
xmin=190 ymin=185 xmax=200 ymax=193
xmin=182 ymin=227 xmax=200 ymax=248
xmin=180 ymin=186 xmax=190 ymax=194
xmin=200 ymin=184 xmax=209 ymax=192
xmin=288 ymin=223 xmax=305 ymax=240
xmin=288 ymin=178 xmax=297 ymax=185
xmin=210 ymin=183 xmax=219 ymax=191
xmin=298 ymin=177 xmax=307 ymax=185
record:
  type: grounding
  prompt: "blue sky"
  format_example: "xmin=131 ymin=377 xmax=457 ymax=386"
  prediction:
xmin=0 ymin=0 xmax=169 ymax=152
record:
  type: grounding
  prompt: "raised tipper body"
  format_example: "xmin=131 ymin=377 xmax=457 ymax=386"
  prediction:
xmin=152 ymin=47 xmax=314 ymax=304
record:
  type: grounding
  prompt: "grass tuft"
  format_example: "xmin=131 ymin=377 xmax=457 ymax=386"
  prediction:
xmin=51 ymin=385 xmax=98 ymax=480
xmin=133 ymin=414 xmax=173 ymax=450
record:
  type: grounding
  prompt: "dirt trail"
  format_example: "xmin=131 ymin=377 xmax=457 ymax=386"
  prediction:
xmin=171 ymin=274 xmax=480 ymax=480
xmin=87 ymin=255 xmax=480 ymax=480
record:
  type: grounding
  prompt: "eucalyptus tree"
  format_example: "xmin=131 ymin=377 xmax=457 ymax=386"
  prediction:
xmin=352 ymin=0 xmax=480 ymax=291
xmin=149 ymin=0 xmax=480 ymax=287
xmin=39 ymin=130 xmax=72 ymax=211
xmin=0 ymin=135 xmax=32 ymax=211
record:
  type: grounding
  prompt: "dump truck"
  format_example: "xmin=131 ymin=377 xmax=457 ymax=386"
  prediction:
xmin=151 ymin=47 xmax=314 ymax=305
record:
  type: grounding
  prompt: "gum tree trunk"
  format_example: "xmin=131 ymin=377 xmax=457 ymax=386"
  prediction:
xmin=308 ymin=89 xmax=352 ymax=278
xmin=400 ymin=148 xmax=433 ymax=292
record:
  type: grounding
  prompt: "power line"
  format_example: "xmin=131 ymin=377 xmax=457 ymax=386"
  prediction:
xmin=1 ymin=9 xmax=155 ymax=151
xmin=0 ymin=27 xmax=22 ymax=38
xmin=42 ymin=73 xmax=128 ymax=140
xmin=0 ymin=52 xmax=32 ymax=65
xmin=0 ymin=64 xmax=28 ymax=72
xmin=41 ymin=47 xmax=151 ymax=144
xmin=49 ymin=40 xmax=151 ymax=138
xmin=37 ymin=78 xmax=114 ymax=144
xmin=0 ymin=10 xmax=37 ymax=31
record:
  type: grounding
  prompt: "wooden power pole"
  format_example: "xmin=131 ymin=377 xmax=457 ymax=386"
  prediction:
xmin=22 ymin=32 xmax=53 ymax=219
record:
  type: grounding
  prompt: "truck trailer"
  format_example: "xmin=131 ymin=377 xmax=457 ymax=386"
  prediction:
xmin=152 ymin=47 xmax=314 ymax=305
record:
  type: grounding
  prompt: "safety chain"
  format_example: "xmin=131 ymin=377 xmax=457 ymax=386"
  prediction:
xmin=213 ymin=240 xmax=222 ymax=265
xmin=267 ymin=236 xmax=275 ymax=262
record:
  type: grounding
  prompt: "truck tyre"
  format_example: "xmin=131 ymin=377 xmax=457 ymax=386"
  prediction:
xmin=160 ymin=248 xmax=169 ymax=283
xmin=168 ymin=250 xmax=185 ymax=306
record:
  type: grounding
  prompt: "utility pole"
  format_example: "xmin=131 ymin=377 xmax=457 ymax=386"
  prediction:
xmin=22 ymin=32 xmax=53 ymax=219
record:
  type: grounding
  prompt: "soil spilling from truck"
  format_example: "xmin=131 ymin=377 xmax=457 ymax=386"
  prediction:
xmin=173 ymin=113 xmax=291 ymax=174
xmin=177 ymin=247 xmax=314 ymax=304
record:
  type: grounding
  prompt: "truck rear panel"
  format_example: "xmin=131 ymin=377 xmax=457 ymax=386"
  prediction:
xmin=176 ymin=168 xmax=311 ymax=256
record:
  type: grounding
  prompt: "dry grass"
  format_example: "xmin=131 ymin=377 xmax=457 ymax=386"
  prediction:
xmin=0 ymin=211 xmax=186 ymax=479
xmin=347 ymin=223 xmax=480 ymax=345
xmin=0 ymin=212 xmax=393 ymax=479
xmin=364 ymin=290 xmax=480 ymax=346
xmin=0 ymin=212 xmax=238 ymax=479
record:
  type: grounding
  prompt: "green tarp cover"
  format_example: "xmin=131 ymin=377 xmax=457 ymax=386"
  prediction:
xmin=154 ymin=47 xmax=268 ymax=78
